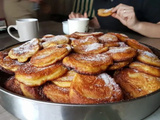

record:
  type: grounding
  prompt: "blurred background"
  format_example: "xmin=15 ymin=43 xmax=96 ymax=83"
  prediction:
xmin=0 ymin=0 xmax=74 ymax=26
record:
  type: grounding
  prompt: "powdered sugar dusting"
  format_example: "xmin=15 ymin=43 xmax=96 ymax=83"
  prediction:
xmin=98 ymin=73 xmax=120 ymax=92
xmin=104 ymin=8 xmax=112 ymax=13
xmin=108 ymin=47 xmax=130 ymax=53
xmin=85 ymin=43 xmax=103 ymax=52
xmin=12 ymin=38 xmax=39 ymax=54
xmin=77 ymin=54 xmax=109 ymax=62
xmin=142 ymin=51 xmax=157 ymax=58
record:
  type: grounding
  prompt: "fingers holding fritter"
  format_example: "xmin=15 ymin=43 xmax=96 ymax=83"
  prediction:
xmin=114 ymin=68 xmax=160 ymax=99
xmin=70 ymin=73 xmax=123 ymax=104
xmin=63 ymin=53 xmax=113 ymax=75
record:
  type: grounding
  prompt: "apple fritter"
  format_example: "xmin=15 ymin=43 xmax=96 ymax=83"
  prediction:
xmin=126 ymin=38 xmax=152 ymax=52
xmin=73 ymin=42 xmax=108 ymax=54
xmin=114 ymin=68 xmax=160 ymax=99
xmin=70 ymin=73 xmax=123 ymax=104
xmin=20 ymin=83 xmax=47 ymax=100
xmin=42 ymin=35 xmax=69 ymax=48
xmin=0 ymin=55 xmax=24 ymax=72
xmin=114 ymin=33 xmax=129 ymax=42
xmin=137 ymin=50 xmax=160 ymax=67
xmin=63 ymin=53 xmax=113 ymax=75
xmin=97 ymin=8 xmax=113 ymax=17
xmin=30 ymin=44 xmax=71 ymax=67
xmin=98 ymin=33 xmax=119 ymax=43
xmin=43 ymin=83 xmax=70 ymax=103
xmin=129 ymin=61 xmax=160 ymax=77
xmin=108 ymin=59 xmax=132 ymax=71
xmin=52 ymin=70 xmax=76 ymax=88
xmin=4 ymin=76 xmax=23 ymax=95
xmin=107 ymin=47 xmax=137 ymax=62
xmin=70 ymin=32 xmax=104 ymax=39
xmin=15 ymin=62 xmax=68 ymax=86
xmin=8 ymin=38 xmax=41 ymax=62
xmin=71 ymin=36 xmax=99 ymax=47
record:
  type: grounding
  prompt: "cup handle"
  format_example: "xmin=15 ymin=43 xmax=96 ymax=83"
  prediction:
xmin=7 ymin=25 xmax=20 ymax=41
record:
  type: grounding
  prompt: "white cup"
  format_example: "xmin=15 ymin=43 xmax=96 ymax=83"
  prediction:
xmin=67 ymin=18 xmax=89 ymax=34
xmin=7 ymin=18 xmax=39 ymax=42
xmin=62 ymin=21 xmax=69 ymax=35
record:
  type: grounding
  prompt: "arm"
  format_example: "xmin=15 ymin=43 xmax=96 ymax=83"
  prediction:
xmin=112 ymin=4 xmax=160 ymax=38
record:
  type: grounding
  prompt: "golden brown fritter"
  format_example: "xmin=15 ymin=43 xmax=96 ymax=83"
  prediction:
xmin=63 ymin=53 xmax=113 ymax=75
xmin=15 ymin=62 xmax=68 ymax=86
xmin=107 ymin=46 xmax=137 ymax=62
xmin=70 ymin=73 xmax=123 ymax=104
xmin=8 ymin=38 xmax=41 ymax=62
xmin=114 ymin=68 xmax=160 ymax=99
xmin=129 ymin=61 xmax=160 ymax=77
xmin=30 ymin=44 xmax=71 ymax=67
xmin=43 ymin=83 xmax=70 ymax=103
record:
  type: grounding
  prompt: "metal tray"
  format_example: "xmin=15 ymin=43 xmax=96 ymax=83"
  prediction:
xmin=0 ymin=43 xmax=160 ymax=120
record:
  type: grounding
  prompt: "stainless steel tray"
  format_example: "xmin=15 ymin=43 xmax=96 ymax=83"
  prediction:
xmin=0 ymin=43 xmax=160 ymax=120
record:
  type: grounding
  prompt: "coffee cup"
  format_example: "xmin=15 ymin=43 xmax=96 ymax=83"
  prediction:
xmin=62 ymin=21 xmax=69 ymax=35
xmin=63 ymin=18 xmax=89 ymax=35
xmin=7 ymin=18 xmax=39 ymax=42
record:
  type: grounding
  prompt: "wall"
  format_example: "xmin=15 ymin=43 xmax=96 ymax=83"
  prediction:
xmin=0 ymin=0 xmax=5 ymax=18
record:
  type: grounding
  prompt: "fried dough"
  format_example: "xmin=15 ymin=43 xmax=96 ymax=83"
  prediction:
xmin=97 ymin=8 xmax=113 ymax=17
xmin=73 ymin=42 xmax=108 ymax=54
xmin=107 ymin=47 xmax=137 ymax=62
xmin=129 ymin=61 xmax=160 ymax=77
xmin=126 ymin=39 xmax=152 ymax=52
xmin=15 ymin=62 xmax=68 ymax=86
xmin=4 ymin=76 xmax=23 ymax=95
xmin=43 ymin=83 xmax=70 ymax=103
xmin=137 ymin=50 xmax=160 ymax=67
xmin=63 ymin=53 xmax=113 ymax=75
xmin=71 ymin=36 xmax=99 ymax=47
xmin=42 ymin=35 xmax=69 ymax=48
xmin=8 ymin=38 xmax=41 ymax=62
xmin=70 ymin=73 xmax=123 ymax=104
xmin=114 ymin=68 xmax=160 ymax=99
xmin=30 ymin=44 xmax=71 ymax=67
xmin=53 ymin=70 xmax=76 ymax=88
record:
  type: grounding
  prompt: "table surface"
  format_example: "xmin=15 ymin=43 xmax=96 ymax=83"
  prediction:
xmin=0 ymin=21 xmax=160 ymax=120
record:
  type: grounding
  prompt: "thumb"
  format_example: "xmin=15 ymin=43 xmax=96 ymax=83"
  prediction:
xmin=84 ymin=12 xmax=88 ymax=18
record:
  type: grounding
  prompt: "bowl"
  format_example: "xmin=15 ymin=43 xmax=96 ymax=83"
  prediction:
xmin=0 ymin=43 xmax=160 ymax=120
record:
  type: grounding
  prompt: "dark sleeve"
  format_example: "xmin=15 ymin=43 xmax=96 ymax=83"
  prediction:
xmin=138 ymin=0 xmax=160 ymax=23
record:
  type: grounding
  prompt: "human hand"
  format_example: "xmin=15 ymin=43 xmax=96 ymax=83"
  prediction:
xmin=69 ymin=12 xmax=88 ymax=19
xmin=111 ymin=4 xmax=140 ymax=30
